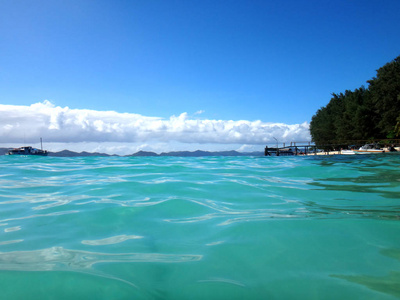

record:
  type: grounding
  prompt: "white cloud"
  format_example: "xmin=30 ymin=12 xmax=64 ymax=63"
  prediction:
xmin=194 ymin=110 xmax=205 ymax=115
xmin=0 ymin=101 xmax=311 ymax=154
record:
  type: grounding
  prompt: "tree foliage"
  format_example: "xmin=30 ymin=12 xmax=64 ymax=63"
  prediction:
xmin=310 ymin=55 xmax=400 ymax=144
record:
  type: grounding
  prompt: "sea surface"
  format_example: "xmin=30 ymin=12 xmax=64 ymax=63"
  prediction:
xmin=0 ymin=154 xmax=399 ymax=299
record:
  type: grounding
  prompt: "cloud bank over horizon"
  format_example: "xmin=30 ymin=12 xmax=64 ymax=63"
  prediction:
xmin=0 ymin=101 xmax=311 ymax=154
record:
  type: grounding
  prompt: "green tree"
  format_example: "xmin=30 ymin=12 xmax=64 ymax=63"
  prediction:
xmin=310 ymin=93 xmax=344 ymax=144
xmin=395 ymin=95 xmax=400 ymax=137
xmin=309 ymin=106 xmax=335 ymax=144
xmin=367 ymin=56 xmax=400 ymax=136
xmin=349 ymin=87 xmax=375 ymax=140
xmin=310 ymin=55 xmax=400 ymax=144
xmin=395 ymin=116 xmax=400 ymax=137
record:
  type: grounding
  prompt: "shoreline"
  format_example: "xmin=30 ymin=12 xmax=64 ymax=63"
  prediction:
xmin=306 ymin=147 xmax=400 ymax=156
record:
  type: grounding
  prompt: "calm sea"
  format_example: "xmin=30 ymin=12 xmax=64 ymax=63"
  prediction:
xmin=0 ymin=154 xmax=399 ymax=299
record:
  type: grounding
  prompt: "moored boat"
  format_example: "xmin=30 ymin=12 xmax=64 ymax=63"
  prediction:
xmin=352 ymin=144 xmax=385 ymax=154
xmin=7 ymin=146 xmax=48 ymax=156
xmin=341 ymin=149 xmax=356 ymax=155
xmin=7 ymin=138 xmax=48 ymax=156
xmin=341 ymin=144 xmax=388 ymax=155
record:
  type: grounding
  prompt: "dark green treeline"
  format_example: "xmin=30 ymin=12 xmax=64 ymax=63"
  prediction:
xmin=309 ymin=55 xmax=400 ymax=144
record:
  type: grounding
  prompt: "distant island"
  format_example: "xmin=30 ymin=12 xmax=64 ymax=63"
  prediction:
xmin=0 ymin=148 xmax=264 ymax=157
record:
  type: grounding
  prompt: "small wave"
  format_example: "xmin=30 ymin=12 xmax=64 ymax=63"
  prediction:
xmin=0 ymin=246 xmax=202 ymax=270
xmin=82 ymin=235 xmax=143 ymax=246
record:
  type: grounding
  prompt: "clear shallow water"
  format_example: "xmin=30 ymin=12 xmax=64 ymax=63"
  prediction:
xmin=0 ymin=154 xmax=399 ymax=299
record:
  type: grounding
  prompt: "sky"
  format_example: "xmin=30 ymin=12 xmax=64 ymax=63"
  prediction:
xmin=1 ymin=0 xmax=399 ymax=154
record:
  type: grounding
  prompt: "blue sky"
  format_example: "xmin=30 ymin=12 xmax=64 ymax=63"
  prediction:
xmin=1 ymin=0 xmax=399 ymax=154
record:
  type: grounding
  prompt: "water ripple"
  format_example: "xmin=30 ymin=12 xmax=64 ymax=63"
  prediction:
xmin=82 ymin=235 xmax=143 ymax=246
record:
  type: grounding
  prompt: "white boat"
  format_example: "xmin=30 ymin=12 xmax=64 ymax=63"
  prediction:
xmin=353 ymin=144 xmax=385 ymax=154
xmin=341 ymin=149 xmax=356 ymax=155
xmin=341 ymin=144 xmax=386 ymax=155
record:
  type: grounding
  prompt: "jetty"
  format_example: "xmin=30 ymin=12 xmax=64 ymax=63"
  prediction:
xmin=265 ymin=139 xmax=400 ymax=156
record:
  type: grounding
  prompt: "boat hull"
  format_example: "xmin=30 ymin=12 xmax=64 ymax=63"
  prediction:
xmin=353 ymin=150 xmax=385 ymax=154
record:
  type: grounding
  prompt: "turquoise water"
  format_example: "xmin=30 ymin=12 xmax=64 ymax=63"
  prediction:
xmin=0 ymin=154 xmax=399 ymax=299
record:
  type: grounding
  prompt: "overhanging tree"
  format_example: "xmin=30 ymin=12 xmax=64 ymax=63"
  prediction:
xmin=310 ymin=55 xmax=400 ymax=144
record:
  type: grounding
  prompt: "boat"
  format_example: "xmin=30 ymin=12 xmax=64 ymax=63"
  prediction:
xmin=353 ymin=144 xmax=385 ymax=154
xmin=341 ymin=144 xmax=385 ymax=155
xmin=340 ymin=149 xmax=356 ymax=155
xmin=7 ymin=138 xmax=48 ymax=156
xmin=7 ymin=146 xmax=48 ymax=156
